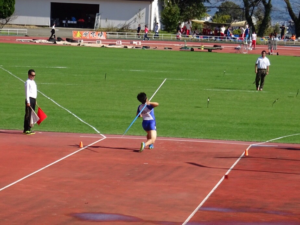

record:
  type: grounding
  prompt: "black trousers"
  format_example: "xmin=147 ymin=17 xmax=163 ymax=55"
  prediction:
xmin=23 ymin=97 xmax=36 ymax=132
xmin=255 ymin=69 xmax=267 ymax=89
xmin=49 ymin=29 xmax=55 ymax=39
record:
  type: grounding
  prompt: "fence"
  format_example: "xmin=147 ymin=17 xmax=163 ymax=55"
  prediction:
xmin=0 ymin=29 xmax=28 ymax=36
xmin=105 ymin=32 xmax=299 ymax=46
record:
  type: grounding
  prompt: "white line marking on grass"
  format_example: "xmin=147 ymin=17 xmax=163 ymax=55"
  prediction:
xmin=205 ymin=88 xmax=260 ymax=93
xmin=0 ymin=136 xmax=106 ymax=192
xmin=183 ymin=133 xmax=300 ymax=224
xmin=39 ymin=83 xmax=79 ymax=85
xmin=12 ymin=66 xmax=67 ymax=68
xmin=0 ymin=66 xmax=102 ymax=135
xmin=128 ymin=69 xmax=168 ymax=73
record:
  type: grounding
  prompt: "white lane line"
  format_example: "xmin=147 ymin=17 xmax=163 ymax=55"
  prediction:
xmin=246 ymin=133 xmax=300 ymax=152
xmin=0 ymin=136 xmax=106 ymax=192
xmin=182 ymin=148 xmax=246 ymax=225
xmin=183 ymin=133 xmax=300 ymax=224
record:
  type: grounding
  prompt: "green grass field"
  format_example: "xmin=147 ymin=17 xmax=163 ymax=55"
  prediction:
xmin=0 ymin=43 xmax=299 ymax=143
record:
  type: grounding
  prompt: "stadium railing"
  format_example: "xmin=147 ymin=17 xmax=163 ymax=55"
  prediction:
xmin=0 ymin=28 xmax=28 ymax=36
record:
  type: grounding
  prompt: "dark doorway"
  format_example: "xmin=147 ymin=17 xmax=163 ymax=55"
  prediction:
xmin=50 ymin=2 xmax=99 ymax=28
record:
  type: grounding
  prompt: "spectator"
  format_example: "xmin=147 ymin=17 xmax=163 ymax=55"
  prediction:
xmin=280 ymin=24 xmax=285 ymax=39
xmin=49 ymin=23 xmax=55 ymax=39
xmin=154 ymin=22 xmax=159 ymax=38
xmin=252 ymin=31 xmax=257 ymax=50
xmin=143 ymin=25 xmax=150 ymax=41
xmin=176 ymin=30 xmax=181 ymax=40
xmin=185 ymin=21 xmax=192 ymax=36
xmin=137 ymin=24 xmax=141 ymax=38
xmin=220 ymin=25 xmax=225 ymax=36
xmin=291 ymin=34 xmax=296 ymax=41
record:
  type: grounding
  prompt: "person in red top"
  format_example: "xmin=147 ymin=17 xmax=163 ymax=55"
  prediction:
xmin=143 ymin=25 xmax=150 ymax=40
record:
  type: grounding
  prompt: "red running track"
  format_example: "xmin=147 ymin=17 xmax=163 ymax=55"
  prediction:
xmin=0 ymin=130 xmax=299 ymax=224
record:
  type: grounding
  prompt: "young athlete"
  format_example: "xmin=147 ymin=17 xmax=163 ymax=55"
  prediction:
xmin=136 ymin=92 xmax=159 ymax=152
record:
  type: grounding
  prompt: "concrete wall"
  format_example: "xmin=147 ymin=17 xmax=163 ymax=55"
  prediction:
xmin=9 ymin=0 xmax=158 ymax=30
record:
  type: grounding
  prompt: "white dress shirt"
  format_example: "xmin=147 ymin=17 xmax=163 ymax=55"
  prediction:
xmin=25 ymin=79 xmax=37 ymax=103
xmin=256 ymin=57 xmax=270 ymax=69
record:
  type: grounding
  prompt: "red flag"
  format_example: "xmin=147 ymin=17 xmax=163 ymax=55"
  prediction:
xmin=37 ymin=107 xmax=47 ymax=125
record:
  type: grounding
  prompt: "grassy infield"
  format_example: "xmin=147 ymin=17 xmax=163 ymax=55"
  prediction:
xmin=0 ymin=43 xmax=299 ymax=143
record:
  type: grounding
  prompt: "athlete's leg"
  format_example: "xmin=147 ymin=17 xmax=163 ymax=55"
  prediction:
xmin=145 ymin=130 xmax=157 ymax=147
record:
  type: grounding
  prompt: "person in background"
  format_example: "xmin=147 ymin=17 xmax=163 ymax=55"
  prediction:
xmin=255 ymin=50 xmax=271 ymax=91
xmin=252 ymin=31 xmax=257 ymax=50
xmin=137 ymin=24 xmax=141 ymax=38
xmin=154 ymin=22 xmax=159 ymax=38
xmin=143 ymin=25 xmax=150 ymax=40
xmin=49 ymin=23 xmax=55 ymax=39
xmin=280 ymin=24 xmax=285 ymax=39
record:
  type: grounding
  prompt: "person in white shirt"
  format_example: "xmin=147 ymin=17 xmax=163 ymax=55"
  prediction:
xmin=255 ymin=50 xmax=271 ymax=91
xmin=49 ymin=23 xmax=56 ymax=39
xmin=220 ymin=25 xmax=225 ymax=36
xmin=185 ymin=21 xmax=192 ymax=36
xmin=252 ymin=31 xmax=257 ymax=49
xmin=24 ymin=69 xmax=37 ymax=135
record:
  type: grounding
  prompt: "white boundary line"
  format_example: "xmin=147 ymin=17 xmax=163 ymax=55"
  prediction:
xmin=245 ymin=133 xmax=300 ymax=152
xmin=182 ymin=133 xmax=300 ymax=225
xmin=0 ymin=136 xmax=106 ymax=192
xmin=0 ymin=66 xmax=103 ymax=135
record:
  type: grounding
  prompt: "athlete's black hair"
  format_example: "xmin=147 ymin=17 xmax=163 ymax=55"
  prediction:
xmin=261 ymin=50 xmax=267 ymax=54
xmin=28 ymin=69 xmax=35 ymax=75
xmin=137 ymin=92 xmax=147 ymax=104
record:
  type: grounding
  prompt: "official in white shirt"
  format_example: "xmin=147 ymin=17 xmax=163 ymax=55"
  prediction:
xmin=255 ymin=50 xmax=271 ymax=91
xmin=24 ymin=69 xmax=37 ymax=134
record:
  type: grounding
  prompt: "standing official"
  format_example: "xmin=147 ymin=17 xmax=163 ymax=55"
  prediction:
xmin=23 ymin=69 xmax=37 ymax=135
xmin=255 ymin=51 xmax=271 ymax=91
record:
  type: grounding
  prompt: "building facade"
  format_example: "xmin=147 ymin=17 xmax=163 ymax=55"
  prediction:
xmin=9 ymin=0 xmax=161 ymax=30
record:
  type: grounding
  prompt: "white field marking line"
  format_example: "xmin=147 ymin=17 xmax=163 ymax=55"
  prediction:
xmin=149 ymin=78 xmax=167 ymax=101
xmin=10 ymin=66 xmax=67 ymax=68
xmin=80 ymin=136 xmax=256 ymax=146
xmin=0 ymin=136 xmax=106 ymax=192
xmin=205 ymin=88 xmax=260 ymax=93
xmin=146 ymin=78 xmax=198 ymax=81
xmin=0 ymin=66 xmax=102 ymax=135
xmin=183 ymin=148 xmax=246 ymax=225
xmin=39 ymin=83 xmax=79 ymax=85
xmin=183 ymin=133 xmax=300 ymax=224
xmin=246 ymin=133 xmax=300 ymax=152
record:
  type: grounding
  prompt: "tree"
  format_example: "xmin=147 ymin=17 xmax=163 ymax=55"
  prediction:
xmin=0 ymin=0 xmax=15 ymax=29
xmin=161 ymin=1 xmax=181 ymax=32
xmin=169 ymin=0 xmax=208 ymax=21
xmin=284 ymin=0 xmax=300 ymax=38
xmin=242 ymin=0 xmax=272 ymax=36
xmin=214 ymin=1 xmax=244 ymax=22
xmin=213 ymin=14 xmax=231 ymax=23
xmin=257 ymin=0 xmax=272 ymax=37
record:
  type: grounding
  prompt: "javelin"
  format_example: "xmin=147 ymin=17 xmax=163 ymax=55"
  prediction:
xmin=122 ymin=78 xmax=167 ymax=136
